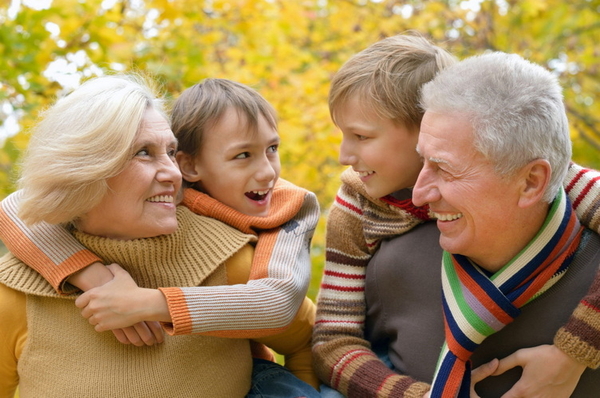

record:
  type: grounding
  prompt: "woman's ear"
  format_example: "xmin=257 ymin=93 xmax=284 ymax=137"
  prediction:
xmin=517 ymin=159 xmax=551 ymax=208
xmin=176 ymin=151 xmax=202 ymax=183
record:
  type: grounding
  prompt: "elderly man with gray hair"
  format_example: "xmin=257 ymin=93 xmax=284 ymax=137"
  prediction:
xmin=411 ymin=52 xmax=600 ymax=396
xmin=360 ymin=51 xmax=600 ymax=398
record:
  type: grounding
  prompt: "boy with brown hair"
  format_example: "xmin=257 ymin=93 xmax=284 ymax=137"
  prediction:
xmin=0 ymin=78 xmax=320 ymax=396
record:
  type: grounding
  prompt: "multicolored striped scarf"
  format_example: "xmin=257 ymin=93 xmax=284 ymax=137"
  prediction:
xmin=430 ymin=188 xmax=583 ymax=398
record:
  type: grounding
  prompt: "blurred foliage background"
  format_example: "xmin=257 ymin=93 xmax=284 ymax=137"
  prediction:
xmin=1 ymin=0 xmax=599 ymax=302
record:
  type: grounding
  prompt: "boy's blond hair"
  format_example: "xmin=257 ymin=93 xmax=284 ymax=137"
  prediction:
xmin=329 ymin=31 xmax=456 ymax=129
xmin=172 ymin=78 xmax=278 ymax=157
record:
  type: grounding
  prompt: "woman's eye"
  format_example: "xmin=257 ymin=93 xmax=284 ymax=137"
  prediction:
xmin=235 ymin=152 xmax=250 ymax=159
xmin=135 ymin=149 xmax=149 ymax=157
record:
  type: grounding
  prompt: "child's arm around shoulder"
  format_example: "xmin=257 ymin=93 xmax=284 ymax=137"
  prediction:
xmin=0 ymin=190 xmax=104 ymax=293
xmin=0 ymin=191 xmax=163 ymax=346
xmin=562 ymin=162 xmax=600 ymax=368
xmin=160 ymin=181 xmax=320 ymax=336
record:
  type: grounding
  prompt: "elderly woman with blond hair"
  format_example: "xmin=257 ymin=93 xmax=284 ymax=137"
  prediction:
xmin=0 ymin=75 xmax=256 ymax=397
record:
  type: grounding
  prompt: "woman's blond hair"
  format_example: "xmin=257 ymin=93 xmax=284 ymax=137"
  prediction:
xmin=18 ymin=74 xmax=165 ymax=225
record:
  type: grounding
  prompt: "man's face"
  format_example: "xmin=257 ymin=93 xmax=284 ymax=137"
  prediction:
xmin=412 ymin=111 xmax=525 ymax=270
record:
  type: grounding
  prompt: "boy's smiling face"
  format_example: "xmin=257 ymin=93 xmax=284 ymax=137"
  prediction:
xmin=178 ymin=106 xmax=281 ymax=217
xmin=335 ymin=94 xmax=422 ymax=199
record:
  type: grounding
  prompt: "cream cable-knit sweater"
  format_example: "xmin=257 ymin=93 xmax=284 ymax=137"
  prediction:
xmin=0 ymin=207 xmax=255 ymax=397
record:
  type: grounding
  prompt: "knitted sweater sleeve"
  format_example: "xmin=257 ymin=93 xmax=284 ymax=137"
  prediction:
xmin=557 ymin=162 xmax=600 ymax=368
xmin=0 ymin=190 xmax=101 ymax=293
xmin=312 ymin=178 xmax=430 ymax=398
xmin=159 ymin=190 xmax=320 ymax=336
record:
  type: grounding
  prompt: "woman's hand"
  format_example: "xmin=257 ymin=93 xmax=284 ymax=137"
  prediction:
xmin=492 ymin=345 xmax=585 ymax=398
xmin=75 ymin=264 xmax=169 ymax=345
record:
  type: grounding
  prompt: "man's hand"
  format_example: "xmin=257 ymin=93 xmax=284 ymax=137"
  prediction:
xmin=492 ymin=345 xmax=584 ymax=398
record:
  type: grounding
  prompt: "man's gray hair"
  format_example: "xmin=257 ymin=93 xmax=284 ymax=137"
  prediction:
xmin=420 ymin=52 xmax=571 ymax=202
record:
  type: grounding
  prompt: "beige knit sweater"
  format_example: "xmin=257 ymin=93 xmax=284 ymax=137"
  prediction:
xmin=0 ymin=207 xmax=256 ymax=397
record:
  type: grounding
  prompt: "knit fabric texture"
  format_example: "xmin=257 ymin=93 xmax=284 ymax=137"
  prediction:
xmin=313 ymin=163 xmax=600 ymax=397
xmin=162 ymin=178 xmax=319 ymax=336
xmin=0 ymin=178 xmax=320 ymax=338
xmin=0 ymin=207 xmax=254 ymax=397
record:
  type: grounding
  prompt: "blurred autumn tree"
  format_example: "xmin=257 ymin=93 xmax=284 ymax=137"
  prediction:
xmin=1 ymin=0 xmax=599 ymax=297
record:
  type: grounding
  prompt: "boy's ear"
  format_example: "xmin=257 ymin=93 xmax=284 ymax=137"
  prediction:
xmin=176 ymin=151 xmax=202 ymax=183
xmin=517 ymin=159 xmax=551 ymax=208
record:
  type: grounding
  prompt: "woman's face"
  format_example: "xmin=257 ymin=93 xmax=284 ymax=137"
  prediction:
xmin=77 ymin=108 xmax=182 ymax=240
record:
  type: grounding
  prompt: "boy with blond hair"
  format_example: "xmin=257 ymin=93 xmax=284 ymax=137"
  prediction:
xmin=313 ymin=32 xmax=600 ymax=397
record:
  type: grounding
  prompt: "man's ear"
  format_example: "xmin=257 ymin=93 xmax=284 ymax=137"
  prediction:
xmin=517 ymin=159 xmax=551 ymax=208
xmin=176 ymin=151 xmax=202 ymax=183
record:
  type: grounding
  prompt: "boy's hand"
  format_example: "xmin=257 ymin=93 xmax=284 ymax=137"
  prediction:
xmin=71 ymin=262 xmax=165 ymax=346
xmin=492 ymin=345 xmax=584 ymax=398
xmin=75 ymin=263 xmax=170 ymax=334
xmin=111 ymin=322 xmax=165 ymax=346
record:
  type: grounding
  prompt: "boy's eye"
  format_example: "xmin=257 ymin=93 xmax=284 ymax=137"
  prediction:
xmin=356 ymin=134 xmax=367 ymax=141
xmin=235 ymin=152 xmax=250 ymax=159
xmin=267 ymin=145 xmax=278 ymax=153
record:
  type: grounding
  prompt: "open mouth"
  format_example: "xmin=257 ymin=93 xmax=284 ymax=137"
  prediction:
xmin=245 ymin=190 xmax=270 ymax=202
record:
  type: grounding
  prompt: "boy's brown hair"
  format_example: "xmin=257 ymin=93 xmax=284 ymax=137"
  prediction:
xmin=329 ymin=31 xmax=456 ymax=130
xmin=172 ymin=78 xmax=278 ymax=157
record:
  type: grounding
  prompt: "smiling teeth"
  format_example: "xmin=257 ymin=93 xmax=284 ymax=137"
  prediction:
xmin=357 ymin=171 xmax=375 ymax=177
xmin=429 ymin=211 xmax=463 ymax=221
xmin=147 ymin=195 xmax=174 ymax=203
xmin=251 ymin=190 xmax=269 ymax=195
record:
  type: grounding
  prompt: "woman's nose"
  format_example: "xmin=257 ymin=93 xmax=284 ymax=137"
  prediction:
xmin=158 ymin=155 xmax=182 ymax=184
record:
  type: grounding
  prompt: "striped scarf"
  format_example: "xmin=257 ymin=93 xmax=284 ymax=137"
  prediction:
xmin=430 ymin=188 xmax=583 ymax=397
